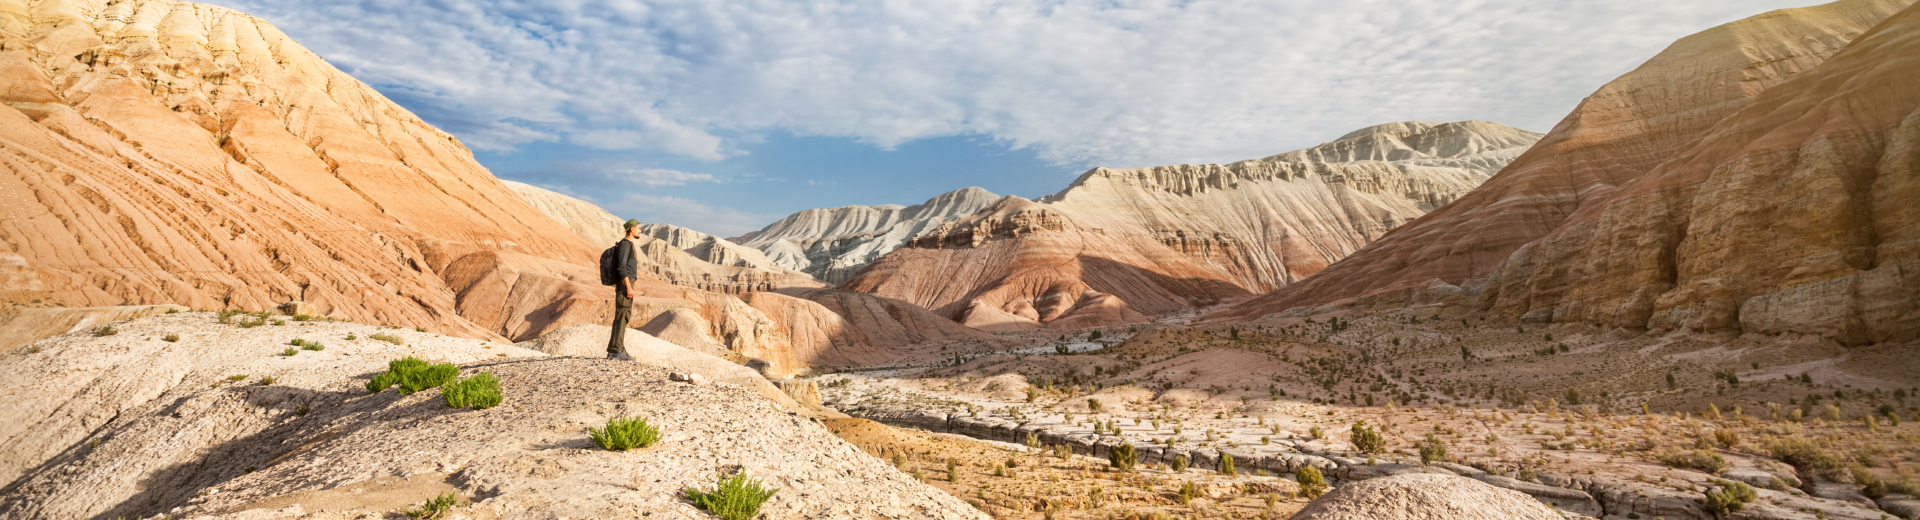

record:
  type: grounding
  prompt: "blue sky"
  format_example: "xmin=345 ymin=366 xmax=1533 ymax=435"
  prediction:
xmin=208 ymin=0 xmax=1823 ymax=236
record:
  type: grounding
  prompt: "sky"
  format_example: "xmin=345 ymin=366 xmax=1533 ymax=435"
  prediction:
xmin=206 ymin=0 xmax=1822 ymax=237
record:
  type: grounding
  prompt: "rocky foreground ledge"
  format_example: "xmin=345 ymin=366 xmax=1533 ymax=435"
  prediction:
xmin=0 ymin=313 xmax=983 ymax=519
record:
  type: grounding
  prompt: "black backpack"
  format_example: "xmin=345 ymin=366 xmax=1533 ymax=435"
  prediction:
xmin=599 ymin=242 xmax=622 ymax=286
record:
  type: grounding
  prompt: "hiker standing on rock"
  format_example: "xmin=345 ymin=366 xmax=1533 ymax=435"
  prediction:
xmin=601 ymin=219 xmax=643 ymax=359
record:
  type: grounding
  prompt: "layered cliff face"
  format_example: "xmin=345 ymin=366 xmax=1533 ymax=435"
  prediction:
xmin=843 ymin=121 xmax=1537 ymax=330
xmin=735 ymin=186 xmax=1001 ymax=284
xmin=0 ymin=0 xmax=597 ymax=338
xmin=1043 ymin=121 xmax=1539 ymax=292
xmin=1219 ymin=0 xmax=1920 ymax=345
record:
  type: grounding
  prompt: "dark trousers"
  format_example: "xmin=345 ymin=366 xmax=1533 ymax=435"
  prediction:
xmin=608 ymin=291 xmax=632 ymax=356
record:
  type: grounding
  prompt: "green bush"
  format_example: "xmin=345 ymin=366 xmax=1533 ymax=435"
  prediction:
xmin=1767 ymin=436 xmax=1840 ymax=477
xmin=1351 ymin=421 xmax=1386 ymax=454
xmin=404 ymin=492 xmax=458 ymax=519
xmin=370 ymin=332 xmax=404 ymax=345
xmin=1171 ymin=455 xmax=1189 ymax=472
xmin=684 ymin=473 xmax=778 ymax=520
xmin=94 ymin=325 xmax=117 ymax=337
xmin=1178 ymin=482 xmax=1199 ymax=505
xmin=1420 ymin=433 xmax=1449 ymax=464
xmin=364 ymin=357 xmax=458 ymax=394
xmin=290 ymin=338 xmax=306 ymax=346
xmin=1704 ymin=479 xmax=1756 ymax=516
xmin=1220 ymin=453 xmax=1236 ymax=475
xmin=302 ymin=342 xmax=324 ymax=351
xmin=163 ymin=334 xmax=180 ymax=342
xmin=1109 ymin=443 xmax=1136 ymax=472
xmin=1087 ymin=398 xmax=1102 ymax=412
xmin=590 ymin=416 xmax=661 ymax=451
xmin=443 ymin=372 xmax=502 ymax=409
xmin=1297 ymin=466 xmax=1328 ymax=498
xmin=281 ymin=347 xmax=299 ymax=356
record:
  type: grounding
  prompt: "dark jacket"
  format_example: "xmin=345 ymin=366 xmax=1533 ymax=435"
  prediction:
xmin=613 ymin=239 xmax=638 ymax=282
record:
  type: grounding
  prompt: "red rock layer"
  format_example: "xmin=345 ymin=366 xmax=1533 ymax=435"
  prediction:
xmin=1217 ymin=0 xmax=1916 ymax=329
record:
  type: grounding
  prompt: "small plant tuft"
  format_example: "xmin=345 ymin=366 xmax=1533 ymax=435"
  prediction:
xmin=1351 ymin=420 xmax=1386 ymax=454
xmin=1704 ymin=479 xmax=1756 ymax=516
xmin=163 ymin=333 xmax=180 ymax=342
xmin=590 ymin=416 xmax=661 ymax=451
xmin=443 ymin=372 xmax=502 ymax=409
xmin=1109 ymin=443 xmax=1136 ymax=472
xmin=281 ymin=347 xmax=299 ymax=356
xmin=683 ymin=472 xmax=778 ymax=520
xmin=370 ymin=332 xmax=404 ymax=345
xmin=403 ymin=492 xmax=458 ymax=519
xmin=257 ymin=376 xmax=277 ymax=385
xmin=302 ymin=342 xmax=324 ymax=351
xmin=364 ymin=357 xmax=458 ymax=394
xmin=94 ymin=325 xmax=117 ymax=337
xmin=1297 ymin=466 xmax=1328 ymax=498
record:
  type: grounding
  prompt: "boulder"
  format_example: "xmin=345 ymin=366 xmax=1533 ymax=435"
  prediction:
xmin=1292 ymin=473 xmax=1564 ymax=520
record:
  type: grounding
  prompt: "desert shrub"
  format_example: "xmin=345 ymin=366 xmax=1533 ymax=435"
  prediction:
xmin=291 ymin=314 xmax=313 ymax=322
xmin=399 ymin=363 xmax=459 ymax=393
xmin=237 ymin=315 xmax=265 ymax=328
xmin=1297 ymin=466 xmax=1328 ymax=498
xmin=163 ymin=334 xmax=180 ymax=342
xmin=415 ymin=327 xmax=427 ymax=333
xmin=290 ymin=339 xmax=306 ymax=346
xmin=404 ymin=492 xmax=458 ymax=519
xmin=166 ymin=308 xmax=179 ymax=314
xmin=302 ymin=342 xmax=324 ymax=351
xmin=1713 ymin=429 xmax=1740 ymax=448
xmin=1220 ymin=453 xmax=1236 ymax=475
xmin=1703 ymin=479 xmax=1756 ymax=516
xmin=1109 ymin=443 xmax=1136 ymax=472
xmin=684 ymin=473 xmax=778 ymax=520
xmin=1351 ymin=421 xmax=1386 ymax=454
xmin=364 ymin=357 xmax=456 ymax=394
xmin=1656 ymin=449 xmax=1727 ymax=473
xmin=1026 ymin=386 xmax=1039 ymax=403
xmin=1767 ymin=436 xmax=1840 ymax=477
xmin=1087 ymin=398 xmax=1102 ymax=412
xmin=443 ymin=372 xmax=502 ymax=409
xmin=346 ymin=333 xmax=358 ymax=340
xmin=94 ymin=325 xmax=117 ymax=337
xmin=1419 ymin=433 xmax=1449 ymax=464
xmin=280 ymin=347 xmax=298 ymax=356
xmin=1178 ymin=482 xmax=1199 ymax=505
xmin=271 ymin=319 xmax=285 ymax=326
xmin=1171 ymin=455 xmax=1190 ymax=472
xmin=590 ymin=416 xmax=661 ymax=451
xmin=370 ymin=332 xmax=404 ymax=345
xmin=227 ymin=374 xmax=249 ymax=381
xmin=1309 ymin=425 xmax=1324 ymax=440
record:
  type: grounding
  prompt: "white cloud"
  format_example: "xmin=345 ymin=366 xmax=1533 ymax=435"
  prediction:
xmin=607 ymin=193 xmax=778 ymax=237
xmin=620 ymin=168 xmax=716 ymax=187
xmin=210 ymin=0 xmax=1823 ymax=168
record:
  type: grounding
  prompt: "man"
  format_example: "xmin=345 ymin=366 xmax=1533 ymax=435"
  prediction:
xmin=608 ymin=219 xmax=642 ymax=359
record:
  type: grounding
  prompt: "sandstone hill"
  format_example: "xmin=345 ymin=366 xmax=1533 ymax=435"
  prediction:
xmin=1217 ymin=0 xmax=1920 ymax=346
xmin=843 ymin=121 xmax=1538 ymax=330
xmin=501 ymin=180 xmax=627 ymax=246
xmin=733 ymin=186 xmax=1002 ymax=284
xmin=0 ymin=0 xmax=598 ymax=338
xmin=0 ymin=313 xmax=984 ymax=520
xmin=0 ymin=0 xmax=990 ymax=383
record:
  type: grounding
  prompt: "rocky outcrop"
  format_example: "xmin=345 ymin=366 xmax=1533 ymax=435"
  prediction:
xmin=0 ymin=0 xmax=600 ymax=338
xmin=844 ymin=121 xmax=1536 ymax=328
xmin=1290 ymin=473 xmax=1565 ymax=520
xmin=1217 ymin=0 xmax=1920 ymax=340
xmin=0 ymin=314 xmax=975 ymax=520
xmin=734 ymin=187 xmax=1002 ymax=284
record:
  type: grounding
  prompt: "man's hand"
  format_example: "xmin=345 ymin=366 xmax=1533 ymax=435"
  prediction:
xmin=625 ymin=288 xmax=636 ymax=299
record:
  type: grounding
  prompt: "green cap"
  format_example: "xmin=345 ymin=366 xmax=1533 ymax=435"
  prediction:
xmin=624 ymin=219 xmax=642 ymax=230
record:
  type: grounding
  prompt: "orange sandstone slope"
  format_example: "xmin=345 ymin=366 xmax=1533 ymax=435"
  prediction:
xmin=844 ymin=121 xmax=1537 ymax=331
xmin=1218 ymin=0 xmax=1920 ymax=344
xmin=0 ymin=0 xmax=600 ymax=338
